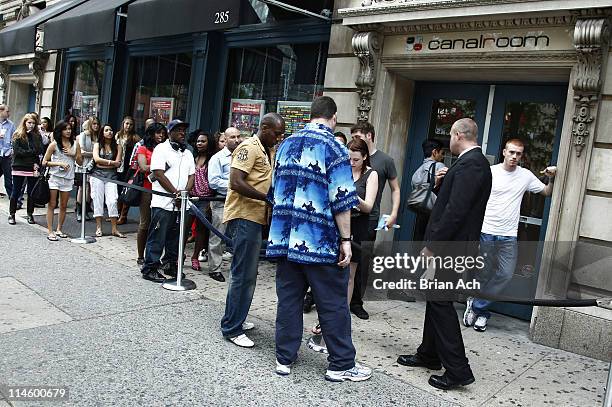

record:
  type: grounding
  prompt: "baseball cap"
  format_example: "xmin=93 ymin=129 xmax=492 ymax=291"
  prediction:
xmin=167 ymin=119 xmax=189 ymax=133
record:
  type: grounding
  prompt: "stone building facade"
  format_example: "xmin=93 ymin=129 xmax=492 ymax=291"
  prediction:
xmin=0 ymin=0 xmax=61 ymax=120
xmin=325 ymin=0 xmax=612 ymax=360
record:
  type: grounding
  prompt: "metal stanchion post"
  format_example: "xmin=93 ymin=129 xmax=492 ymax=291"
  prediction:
xmin=71 ymin=166 xmax=96 ymax=244
xmin=604 ymin=360 xmax=612 ymax=407
xmin=162 ymin=190 xmax=196 ymax=291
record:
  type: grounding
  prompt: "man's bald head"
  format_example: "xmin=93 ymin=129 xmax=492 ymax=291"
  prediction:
xmin=259 ymin=113 xmax=285 ymax=148
xmin=450 ymin=118 xmax=479 ymax=155
xmin=224 ymin=127 xmax=242 ymax=152
xmin=452 ymin=118 xmax=478 ymax=142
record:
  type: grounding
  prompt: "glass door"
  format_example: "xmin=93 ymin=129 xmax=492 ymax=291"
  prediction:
xmin=397 ymin=82 xmax=490 ymax=243
xmin=485 ymin=84 xmax=567 ymax=320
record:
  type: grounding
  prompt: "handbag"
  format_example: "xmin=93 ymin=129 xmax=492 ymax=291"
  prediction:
xmin=118 ymin=167 xmax=144 ymax=207
xmin=30 ymin=167 xmax=51 ymax=205
xmin=406 ymin=162 xmax=437 ymax=214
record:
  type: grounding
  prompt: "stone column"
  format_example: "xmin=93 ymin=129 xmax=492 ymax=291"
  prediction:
xmin=352 ymin=31 xmax=381 ymax=123
xmin=0 ymin=63 xmax=8 ymax=105
xmin=29 ymin=57 xmax=46 ymax=112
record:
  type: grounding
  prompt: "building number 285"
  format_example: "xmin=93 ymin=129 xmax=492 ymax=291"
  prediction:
xmin=215 ymin=11 xmax=230 ymax=24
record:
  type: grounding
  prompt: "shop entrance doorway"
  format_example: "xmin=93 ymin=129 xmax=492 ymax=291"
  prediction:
xmin=398 ymin=82 xmax=567 ymax=320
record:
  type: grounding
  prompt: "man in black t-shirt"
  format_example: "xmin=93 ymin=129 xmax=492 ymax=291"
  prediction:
xmin=350 ymin=122 xmax=401 ymax=319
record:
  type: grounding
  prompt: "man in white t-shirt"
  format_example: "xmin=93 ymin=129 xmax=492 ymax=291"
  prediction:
xmin=464 ymin=138 xmax=557 ymax=332
xmin=141 ymin=120 xmax=195 ymax=282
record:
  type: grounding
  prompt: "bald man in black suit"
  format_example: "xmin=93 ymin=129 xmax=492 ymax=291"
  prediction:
xmin=397 ymin=118 xmax=492 ymax=390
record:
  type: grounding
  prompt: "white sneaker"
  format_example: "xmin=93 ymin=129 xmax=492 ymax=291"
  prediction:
xmin=228 ymin=334 xmax=254 ymax=348
xmin=275 ymin=360 xmax=291 ymax=376
xmin=474 ymin=315 xmax=488 ymax=332
xmin=463 ymin=297 xmax=476 ymax=327
xmin=242 ymin=321 xmax=255 ymax=331
xmin=325 ymin=362 xmax=372 ymax=382
xmin=222 ymin=251 xmax=233 ymax=261
xmin=307 ymin=335 xmax=328 ymax=354
xmin=198 ymin=250 xmax=208 ymax=262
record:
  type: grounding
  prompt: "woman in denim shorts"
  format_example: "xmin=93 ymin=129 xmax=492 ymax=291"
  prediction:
xmin=42 ymin=121 xmax=82 ymax=241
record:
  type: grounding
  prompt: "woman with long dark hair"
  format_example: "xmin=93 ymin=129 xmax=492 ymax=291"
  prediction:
xmin=187 ymin=130 xmax=222 ymax=280
xmin=7 ymin=113 xmax=43 ymax=225
xmin=346 ymin=138 xmax=378 ymax=303
xmin=40 ymin=117 xmax=53 ymax=146
xmin=115 ymin=116 xmax=141 ymax=225
xmin=135 ymin=123 xmax=167 ymax=265
xmin=42 ymin=121 xmax=83 ymax=240
xmin=91 ymin=124 xmax=124 ymax=238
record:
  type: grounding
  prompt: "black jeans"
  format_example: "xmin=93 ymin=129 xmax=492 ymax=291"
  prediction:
xmin=0 ymin=156 xmax=13 ymax=197
xmin=10 ymin=175 xmax=37 ymax=215
xmin=350 ymin=219 xmax=378 ymax=308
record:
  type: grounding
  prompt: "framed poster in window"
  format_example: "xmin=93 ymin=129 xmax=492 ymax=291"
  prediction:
xmin=81 ymin=96 xmax=99 ymax=120
xmin=278 ymin=101 xmax=311 ymax=137
xmin=229 ymin=99 xmax=265 ymax=137
xmin=150 ymin=97 xmax=175 ymax=125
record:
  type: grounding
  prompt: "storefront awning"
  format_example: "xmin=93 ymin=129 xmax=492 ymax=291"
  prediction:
xmin=125 ymin=0 xmax=241 ymax=41
xmin=43 ymin=0 xmax=134 ymax=50
xmin=0 ymin=0 xmax=88 ymax=57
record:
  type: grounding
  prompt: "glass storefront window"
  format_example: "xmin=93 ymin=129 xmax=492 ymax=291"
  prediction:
xmin=127 ymin=53 xmax=193 ymax=135
xmin=66 ymin=60 xmax=105 ymax=129
xmin=223 ymin=43 xmax=327 ymax=137
xmin=427 ymin=98 xmax=476 ymax=166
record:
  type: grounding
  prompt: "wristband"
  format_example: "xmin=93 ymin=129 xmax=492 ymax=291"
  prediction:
xmin=341 ymin=237 xmax=352 ymax=242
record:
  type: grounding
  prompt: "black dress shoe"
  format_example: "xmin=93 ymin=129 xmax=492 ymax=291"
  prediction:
xmin=26 ymin=214 xmax=35 ymax=224
xmin=397 ymin=354 xmax=442 ymax=370
xmin=428 ymin=373 xmax=475 ymax=390
xmin=208 ymin=272 xmax=226 ymax=282
xmin=7 ymin=215 xmax=16 ymax=225
xmin=350 ymin=304 xmax=370 ymax=320
xmin=142 ymin=271 xmax=166 ymax=283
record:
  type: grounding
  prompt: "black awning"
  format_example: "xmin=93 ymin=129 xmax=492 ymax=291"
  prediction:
xmin=43 ymin=0 xmax=133 ymax=50
xmin=125 ymin=0 xmax=241 ymax=42
xmin=0 ymin=0 xmax=88 ymax=57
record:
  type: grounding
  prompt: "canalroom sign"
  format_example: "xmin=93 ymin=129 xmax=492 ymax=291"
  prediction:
xmin=384 ymin=27 xmax=574 ymax=56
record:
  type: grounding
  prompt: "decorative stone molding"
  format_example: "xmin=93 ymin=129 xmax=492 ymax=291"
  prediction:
xmin=29 ymin=57 xmax=46 ymax=110
xmin=375 ymin=16 xmax=576 ymax=34
xmin=571 ymin=18 xmax=610 ymax=157
xmin=343 ymin=0 xmax=560 ymax=17
xmin=0 ymin=63 xmax=8 ymax=105
xmin=352 ymin=31 xmax=381 ymax=123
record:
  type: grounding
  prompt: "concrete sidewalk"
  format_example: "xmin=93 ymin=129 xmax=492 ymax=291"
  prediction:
xmin=0 ymin=193 xmax=609 ymax=406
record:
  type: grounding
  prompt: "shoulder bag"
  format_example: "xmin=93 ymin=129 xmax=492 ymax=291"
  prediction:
xmin=406 ymin=162 xmax=437 ymax=214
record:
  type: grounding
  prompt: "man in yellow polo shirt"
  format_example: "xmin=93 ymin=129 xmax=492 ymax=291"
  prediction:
xmin=221 ymin=112 xmax=285 ymax=348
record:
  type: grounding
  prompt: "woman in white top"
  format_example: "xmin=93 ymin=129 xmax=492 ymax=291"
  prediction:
xmin=39 ymin=117 xmax=53 ymax=146
xmin=42 ymin=121 xmax=83 ymax=241
xmin=76 ymin=116 xmax=100 ymax=221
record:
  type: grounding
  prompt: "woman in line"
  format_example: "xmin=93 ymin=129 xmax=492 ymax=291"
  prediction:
xmin=76 ymin=116 xmax=100 ymax=221
xmin=7 ymin=113 xmax=44 ymax=225
xmin=91 ymin=124 xmax=125 ymax=238
xmin=135 ymin=123 xmax=167 ymax=265
xmin=187 ymin=131 xmax=220 ymax=280
xmin=40 ymin=117 xmax=53 ymax=146
xmin=115 ymin=116 xmax=141 ymax=225
xmin=346 ymin=138 xmax=378 ymax=304
xmin=64 ymin=114 xmax=78 ymax=138
xmin=42 ymin=121 xmax=83 ymax=241
xmin=215 ymin=131 xmax=226 ymax=151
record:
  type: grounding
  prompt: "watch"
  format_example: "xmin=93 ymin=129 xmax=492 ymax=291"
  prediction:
xmin=340 ymin=237 xmax=352 ymax=242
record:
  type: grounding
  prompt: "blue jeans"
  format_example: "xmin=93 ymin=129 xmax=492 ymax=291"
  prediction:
xmin=221 ymin=218 xmax=262 ymax=338
xmin=472 ymin=233 xmax=518 ymax=319
xmin=142 ymin=208 xmax=180 ymax=273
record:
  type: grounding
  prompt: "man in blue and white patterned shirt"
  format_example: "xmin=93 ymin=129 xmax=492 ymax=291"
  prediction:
xmin=267 ymin=96 xmax=372 ymax=382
